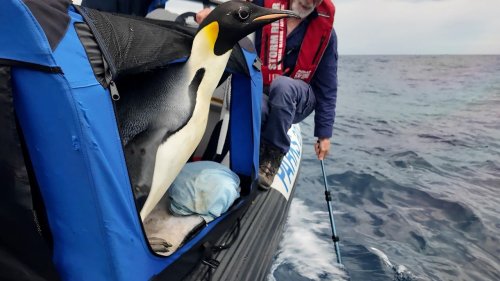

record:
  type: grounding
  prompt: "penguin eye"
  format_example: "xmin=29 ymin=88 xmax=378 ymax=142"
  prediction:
xmin=235 ymin=7 xmax=251 ymax=21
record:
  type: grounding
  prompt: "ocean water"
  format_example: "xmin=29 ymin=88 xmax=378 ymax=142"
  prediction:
xmin=268 ymin=55 xmax=500 ymax=281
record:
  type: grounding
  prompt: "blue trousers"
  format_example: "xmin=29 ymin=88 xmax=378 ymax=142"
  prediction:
xmin=261 ymin=76 xmax=316 ymax=154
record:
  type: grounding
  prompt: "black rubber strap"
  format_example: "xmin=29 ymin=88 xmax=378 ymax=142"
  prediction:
xmin=332 ymin=235 xmax=340 ymax=242
xmin=0 ymin=58 xmax=62 ymax=74
xmin=202 ymin=242 xmax=221 ymax=269
xmin=325 ymin=190 xmax=332 ymax=201
xmin=213 ymin=219 xmax=241 ymax=251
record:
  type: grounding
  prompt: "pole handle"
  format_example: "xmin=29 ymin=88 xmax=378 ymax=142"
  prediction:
xmin=320 ymin=159 xmax=342 ymax=265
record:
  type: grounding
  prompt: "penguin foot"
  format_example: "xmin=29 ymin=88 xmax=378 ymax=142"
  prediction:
xmin=148 ymin=237 xmax=172 ymax=253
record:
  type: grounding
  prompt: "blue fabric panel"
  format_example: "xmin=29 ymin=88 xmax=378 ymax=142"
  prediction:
xmin=230 ymin=73 xmax=253 ymax=177
xmin=246 ymin=49 xmax=264 ymax=179
xmin=0 ymin=0 xmax=57 ymax=67
xmin=13 ymin=69 xmax=118 ymax=281
xmin=12 ymin=8 xmax=183 ymax=281
xmin=8 ymin=2 xmax=264 ymax=280
xmin=47 ymin=9 xmax=167 ymax=280
xmin=230 ymin=49 xmax=262 ymax=179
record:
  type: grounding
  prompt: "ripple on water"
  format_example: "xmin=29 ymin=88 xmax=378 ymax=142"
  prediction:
xmin=274 ymin=55 xmax=500 ymax=281
xmin=329 ymin=169 xmax=494 ymax=280
xmin=388 ymin=151 xmax=436 ymax=171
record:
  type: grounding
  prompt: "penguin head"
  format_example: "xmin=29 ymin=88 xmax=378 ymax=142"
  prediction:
xmin=197 ymin=1 xmax=299 ymax=56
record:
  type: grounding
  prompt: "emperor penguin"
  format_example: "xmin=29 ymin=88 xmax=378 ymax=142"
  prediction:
xmin=116 ymin=1 xmax=299 ymax=221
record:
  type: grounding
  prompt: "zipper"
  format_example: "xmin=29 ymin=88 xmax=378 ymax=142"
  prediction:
xmin=103 ymin=58 xmax=120 ymax=101
xmin=109 ymin=80 xmax=120 ymax=101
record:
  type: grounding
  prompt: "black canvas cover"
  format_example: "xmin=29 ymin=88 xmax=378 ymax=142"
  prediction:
xmin=23 ymin=0 xmax=71 ymax=51
xmin=77 ymin=6 xmax=195 ymax=78
xmin=76 ymin=6 xmax=249 ymax=80
xmin=0 ymin=66 xmax=60 ymax=281
xmin=82 ymin=0 xmax=152 ymax=17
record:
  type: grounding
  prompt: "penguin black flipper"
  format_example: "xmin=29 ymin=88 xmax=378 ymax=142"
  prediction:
xmin=123 ymin=130 xmax=163 ymax=203
xmin=162 ymin=68 xmax=205 ymax=142
xmin=116 ymin=64 xmax=195 ymax=145
xmin=115 ymin=64 xmax=200 ymax=202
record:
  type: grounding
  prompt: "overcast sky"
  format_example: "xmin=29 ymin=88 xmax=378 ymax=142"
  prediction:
xmin=335 ymin=0 xmax=500 ymax=55
xmin=83 ymin=0 xmax=499 ymax=55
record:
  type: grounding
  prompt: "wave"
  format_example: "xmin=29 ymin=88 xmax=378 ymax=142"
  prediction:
xmin=268 ymin=199 xmax=348 ymax=281
xmin=369 ymin=247 xmax=420 ymax=281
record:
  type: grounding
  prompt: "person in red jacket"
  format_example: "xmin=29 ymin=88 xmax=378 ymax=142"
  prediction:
xmin=197 ymin=0 xmax=338 ymax=190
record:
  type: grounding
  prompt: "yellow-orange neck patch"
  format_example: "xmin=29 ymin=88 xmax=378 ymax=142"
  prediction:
xmin=200 ymin=21 xmax=219 ymax=52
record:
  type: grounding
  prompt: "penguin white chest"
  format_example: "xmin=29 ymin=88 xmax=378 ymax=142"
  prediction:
xmin=139 ymin=65 xmax=225 ymax=220
xmin=139 ymin=27 xmax=232 ymax=220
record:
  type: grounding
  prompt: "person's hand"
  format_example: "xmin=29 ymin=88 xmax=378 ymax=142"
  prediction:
xmin=314 ymin=138 xmax=330 ymax=160
xmin=195 ymin=8 xmax=212 ymax=24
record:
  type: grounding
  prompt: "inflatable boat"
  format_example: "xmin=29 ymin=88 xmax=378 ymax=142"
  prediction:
xmin=0 ymin=0 xmax=302 ymax=280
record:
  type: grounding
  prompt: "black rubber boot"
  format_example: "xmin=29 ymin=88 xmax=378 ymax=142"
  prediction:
xmin=258 ymin=144 xmax=284 ymax=190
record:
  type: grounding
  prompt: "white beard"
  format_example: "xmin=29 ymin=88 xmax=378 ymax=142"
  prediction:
xmin=290 ymin=0 xmax=315 ymax=19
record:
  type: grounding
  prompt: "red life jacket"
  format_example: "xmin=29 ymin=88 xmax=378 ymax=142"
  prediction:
xmin=260 ymin=0 xmax=335 ymax=85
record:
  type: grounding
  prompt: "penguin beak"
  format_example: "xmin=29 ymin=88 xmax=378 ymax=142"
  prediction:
xmin=251 ymin=7 xmax=300 ymax=25
xmin=229 ymin=2 xmax=300 ymax=33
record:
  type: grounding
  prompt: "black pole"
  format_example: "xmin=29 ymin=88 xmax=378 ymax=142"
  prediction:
xmin=320 ymin=159 xmax=342 ymax=264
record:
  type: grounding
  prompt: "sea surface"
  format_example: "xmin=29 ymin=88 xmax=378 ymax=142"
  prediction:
xmin=268 ymin=55 xmax=500 ymax=281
